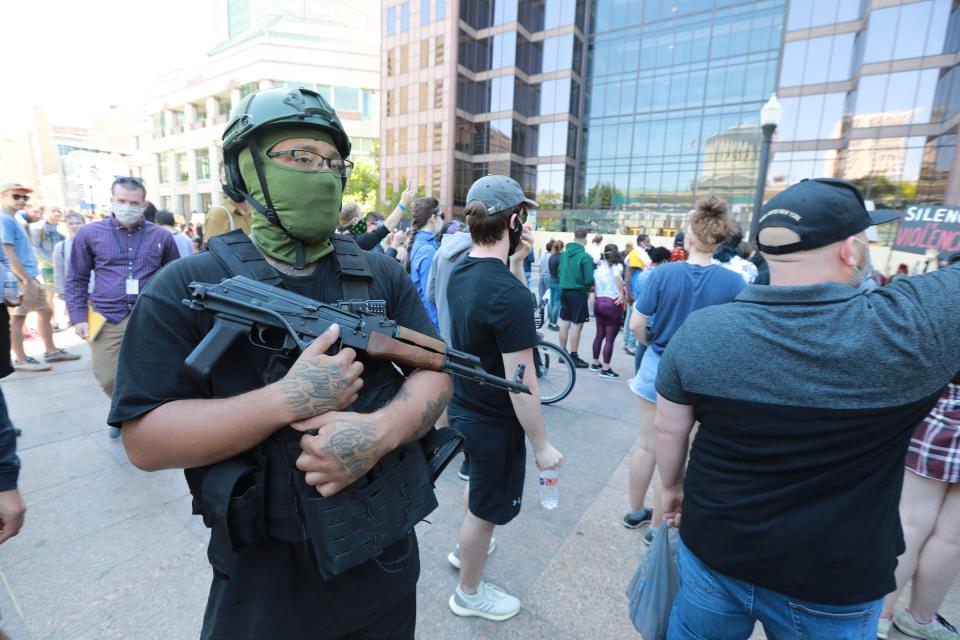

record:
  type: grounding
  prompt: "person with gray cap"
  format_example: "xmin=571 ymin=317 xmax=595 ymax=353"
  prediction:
xmin=654 ymin=178 xmax=960 ymax=638
xmin=445 ymin=175 xmax=563 ymax=622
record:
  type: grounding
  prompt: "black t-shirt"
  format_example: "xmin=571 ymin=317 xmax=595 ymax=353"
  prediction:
xmin=108 ymin=246 xmax=437 ymax=623
xmin=446 ymin=257 xmax=537 ymax=425
xmin=548 ymin=253 xmax=561 ymax=282
xmin=657 ymin=266 xmax=960 ymax=604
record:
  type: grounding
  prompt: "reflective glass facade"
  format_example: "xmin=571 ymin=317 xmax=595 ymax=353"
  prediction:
xmin=453 ymin=0 xmax=587 ymax=208
xmin=769 ymin=0 xmax=960 ymax=244
xmin=381 ymin=0 xmax=588 ymax=211
xmin=574 ymin=0 xmax=786 ymax=234
xmin=382 ymin=0 xmax=960 ymax=232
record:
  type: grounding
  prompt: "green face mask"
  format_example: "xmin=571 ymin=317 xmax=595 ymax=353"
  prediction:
xmin=240 ymin=126 xmax=344 ymax=266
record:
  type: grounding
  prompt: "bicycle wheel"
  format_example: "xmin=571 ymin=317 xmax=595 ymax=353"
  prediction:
xmin=535 ymin=340 xmax=576 ymax=405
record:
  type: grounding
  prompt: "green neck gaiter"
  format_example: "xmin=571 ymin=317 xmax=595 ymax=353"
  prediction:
xmin=240 ymin=126 xmax=343 ymax=266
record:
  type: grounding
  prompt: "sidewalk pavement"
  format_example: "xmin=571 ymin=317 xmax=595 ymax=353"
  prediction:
xmin=0 ymin=326 xmax=955 ymax=639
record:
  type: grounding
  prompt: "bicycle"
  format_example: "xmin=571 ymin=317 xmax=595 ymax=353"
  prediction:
xmin=532 ymin=293 xmax=576 ymax=405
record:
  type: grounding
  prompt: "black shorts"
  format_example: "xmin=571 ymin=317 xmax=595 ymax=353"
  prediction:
xmin=559 ymin=289 xmax=589 ymax=324
xmin=454 ymin=416 xmax=526 ymax=526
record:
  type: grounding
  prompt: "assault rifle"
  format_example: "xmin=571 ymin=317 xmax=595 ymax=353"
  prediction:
xmin=181 ymin=275 xmax=530 ymax=394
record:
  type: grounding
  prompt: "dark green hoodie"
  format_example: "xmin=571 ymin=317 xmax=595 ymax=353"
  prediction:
xmin=558 ymin=242 xmax=595 ymax=292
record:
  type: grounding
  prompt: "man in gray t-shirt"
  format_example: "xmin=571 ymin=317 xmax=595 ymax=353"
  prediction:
xmin=654 ymin=178 xmax=960 ymax=639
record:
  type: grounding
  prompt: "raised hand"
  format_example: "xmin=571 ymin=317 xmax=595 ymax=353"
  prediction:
xmin=401 ymin=184 xmax=417 ymax=207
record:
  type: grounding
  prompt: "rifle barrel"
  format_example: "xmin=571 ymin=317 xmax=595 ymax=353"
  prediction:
xmin=444 ymin=360 xmax=531 ymax=395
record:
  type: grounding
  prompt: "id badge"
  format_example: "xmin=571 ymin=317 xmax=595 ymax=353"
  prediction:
xmin=126 ymin=278 xmax=139 ymax=295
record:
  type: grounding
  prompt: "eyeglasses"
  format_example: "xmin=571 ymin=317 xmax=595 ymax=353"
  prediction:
xmin=11 ymin=194 xmax=29 ymax=202
xmin=266 ymin=149 xmax=354 ymax=178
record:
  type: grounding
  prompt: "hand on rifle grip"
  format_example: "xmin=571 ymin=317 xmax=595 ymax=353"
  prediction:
xmin=274 ymin=325 xmax=365 ymax=423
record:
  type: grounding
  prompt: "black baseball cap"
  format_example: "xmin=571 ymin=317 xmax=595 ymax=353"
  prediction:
xmin=756 ymin=178 xmax=900 ymax=255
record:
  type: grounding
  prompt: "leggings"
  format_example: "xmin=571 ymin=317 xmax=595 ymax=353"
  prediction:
xmin=592 ymin=297 xmax=623 ymax=364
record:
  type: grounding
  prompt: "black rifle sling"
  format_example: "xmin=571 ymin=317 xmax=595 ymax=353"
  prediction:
xmin=205 ymin=230 xmax=283 ymax=285
xmin=329 ymin=234 xmax=372 ymax=301
xmin=205 ymin=230 xmax=372 ymax=300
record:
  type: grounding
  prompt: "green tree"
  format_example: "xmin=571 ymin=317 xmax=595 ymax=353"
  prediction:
xmin=585 ymin=182 xmax=623 ymax=208
xmin=536 ymin=189 xmax=562 ymax=209
xmin=342 ymin=157 xmax=379 ymax=211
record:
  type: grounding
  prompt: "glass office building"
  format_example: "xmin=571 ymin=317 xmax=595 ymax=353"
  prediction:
xmin=573 ymin=0 xmax=787 ymax=234
xmin=771 ymin=0 xmax=960 ymax=243
xmin=455 ymin=0 xmax=586 ymax=208
xmin=381 ymin=0 xmax=588 ymax=212
xmin=382 ymin=0 xmax=960 ymax=236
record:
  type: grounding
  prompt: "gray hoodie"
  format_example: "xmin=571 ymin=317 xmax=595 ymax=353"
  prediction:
xmin=427 ymin=231 xmax=473 ymax=341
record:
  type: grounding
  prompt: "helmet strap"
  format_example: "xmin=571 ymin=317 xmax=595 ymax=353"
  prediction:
xmin=243 ymin=135 xmax=307 ymax=269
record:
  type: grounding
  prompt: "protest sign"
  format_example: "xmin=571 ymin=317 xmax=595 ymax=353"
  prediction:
xmin=891 ymin=205 xmax=960 ymax=255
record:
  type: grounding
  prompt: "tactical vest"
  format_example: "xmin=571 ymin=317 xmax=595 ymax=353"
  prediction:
xmin=186 ymin=230 xmax=438 ymax=580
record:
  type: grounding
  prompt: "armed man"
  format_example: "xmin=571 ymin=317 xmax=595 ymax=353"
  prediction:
xmin=108 ymin=87 xmax=453 ymax=639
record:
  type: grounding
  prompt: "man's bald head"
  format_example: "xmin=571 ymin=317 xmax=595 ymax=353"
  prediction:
xmin=762 ymin=230 xmax=870 ymax=288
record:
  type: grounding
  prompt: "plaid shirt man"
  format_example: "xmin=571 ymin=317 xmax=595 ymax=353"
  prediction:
xmin=66 ymin=217 xmax=179 ymax=325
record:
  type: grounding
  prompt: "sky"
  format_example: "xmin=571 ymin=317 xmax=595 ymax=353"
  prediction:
xmin=1 ymin=0 xmax=216 ymax=128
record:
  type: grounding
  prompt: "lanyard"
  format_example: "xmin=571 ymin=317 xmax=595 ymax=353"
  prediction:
xmin=114 ymin=223 xmax=146 ymax=281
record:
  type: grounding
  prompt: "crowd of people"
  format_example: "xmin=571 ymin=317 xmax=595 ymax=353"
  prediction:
xmin=0 ymin=84 xmax=958 ymax=640
xmin=340 ymin=181 xmax=960 ymax=638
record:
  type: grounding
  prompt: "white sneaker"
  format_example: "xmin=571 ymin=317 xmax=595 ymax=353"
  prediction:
xmin=447 ymin=537 xmax=497 ymax=569
xmin=449 ymin=581 xmax=520 ymax=621
xmin=878 ymin=616 xmax=892 ymax=639
xmin=894 ymin=610 xmax=960 ymax=639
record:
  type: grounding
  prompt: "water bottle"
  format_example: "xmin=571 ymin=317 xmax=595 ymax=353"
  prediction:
xmin=3 ymin=273 xmax=19 ymax=304
xmin=539 ymin=470 xmax=559 ymax=509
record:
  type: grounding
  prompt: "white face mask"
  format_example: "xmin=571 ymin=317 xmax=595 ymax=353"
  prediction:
xmin=112 ymin=203 xmax=145 ymax=225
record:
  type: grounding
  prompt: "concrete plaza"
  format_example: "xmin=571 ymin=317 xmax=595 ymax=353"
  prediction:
xmin=0 ymin=326 xmax=955 ymax=639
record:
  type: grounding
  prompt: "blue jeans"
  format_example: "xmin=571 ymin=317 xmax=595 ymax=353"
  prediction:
xmin=668 ymin=540 xmax=882 ymax=640
xmin=549 ymin=282 xmax=561 ymax=325
xmin=623 ymin=304 xmax=637 ymax=349
xmin=633 ymin=343 xmax=646 ymax=375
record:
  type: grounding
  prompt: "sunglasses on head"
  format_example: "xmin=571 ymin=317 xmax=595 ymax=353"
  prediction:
xmin=11 ymin=194 xmax=30 ymax=202
xmin=112 ymin=176 xmax=145 ymax=189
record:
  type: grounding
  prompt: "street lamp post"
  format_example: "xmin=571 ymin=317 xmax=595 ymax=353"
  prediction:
xmin=749 ymin=93 xmax=782 ymax=243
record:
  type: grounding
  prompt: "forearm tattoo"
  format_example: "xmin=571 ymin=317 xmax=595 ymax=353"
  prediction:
xmin=322 ymin=422 xmax=379 ymax=479
xmin=279 ymin=360 xmax=350 ymax=421
xmin=417 ymin=397 xmax=447 ymax=437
